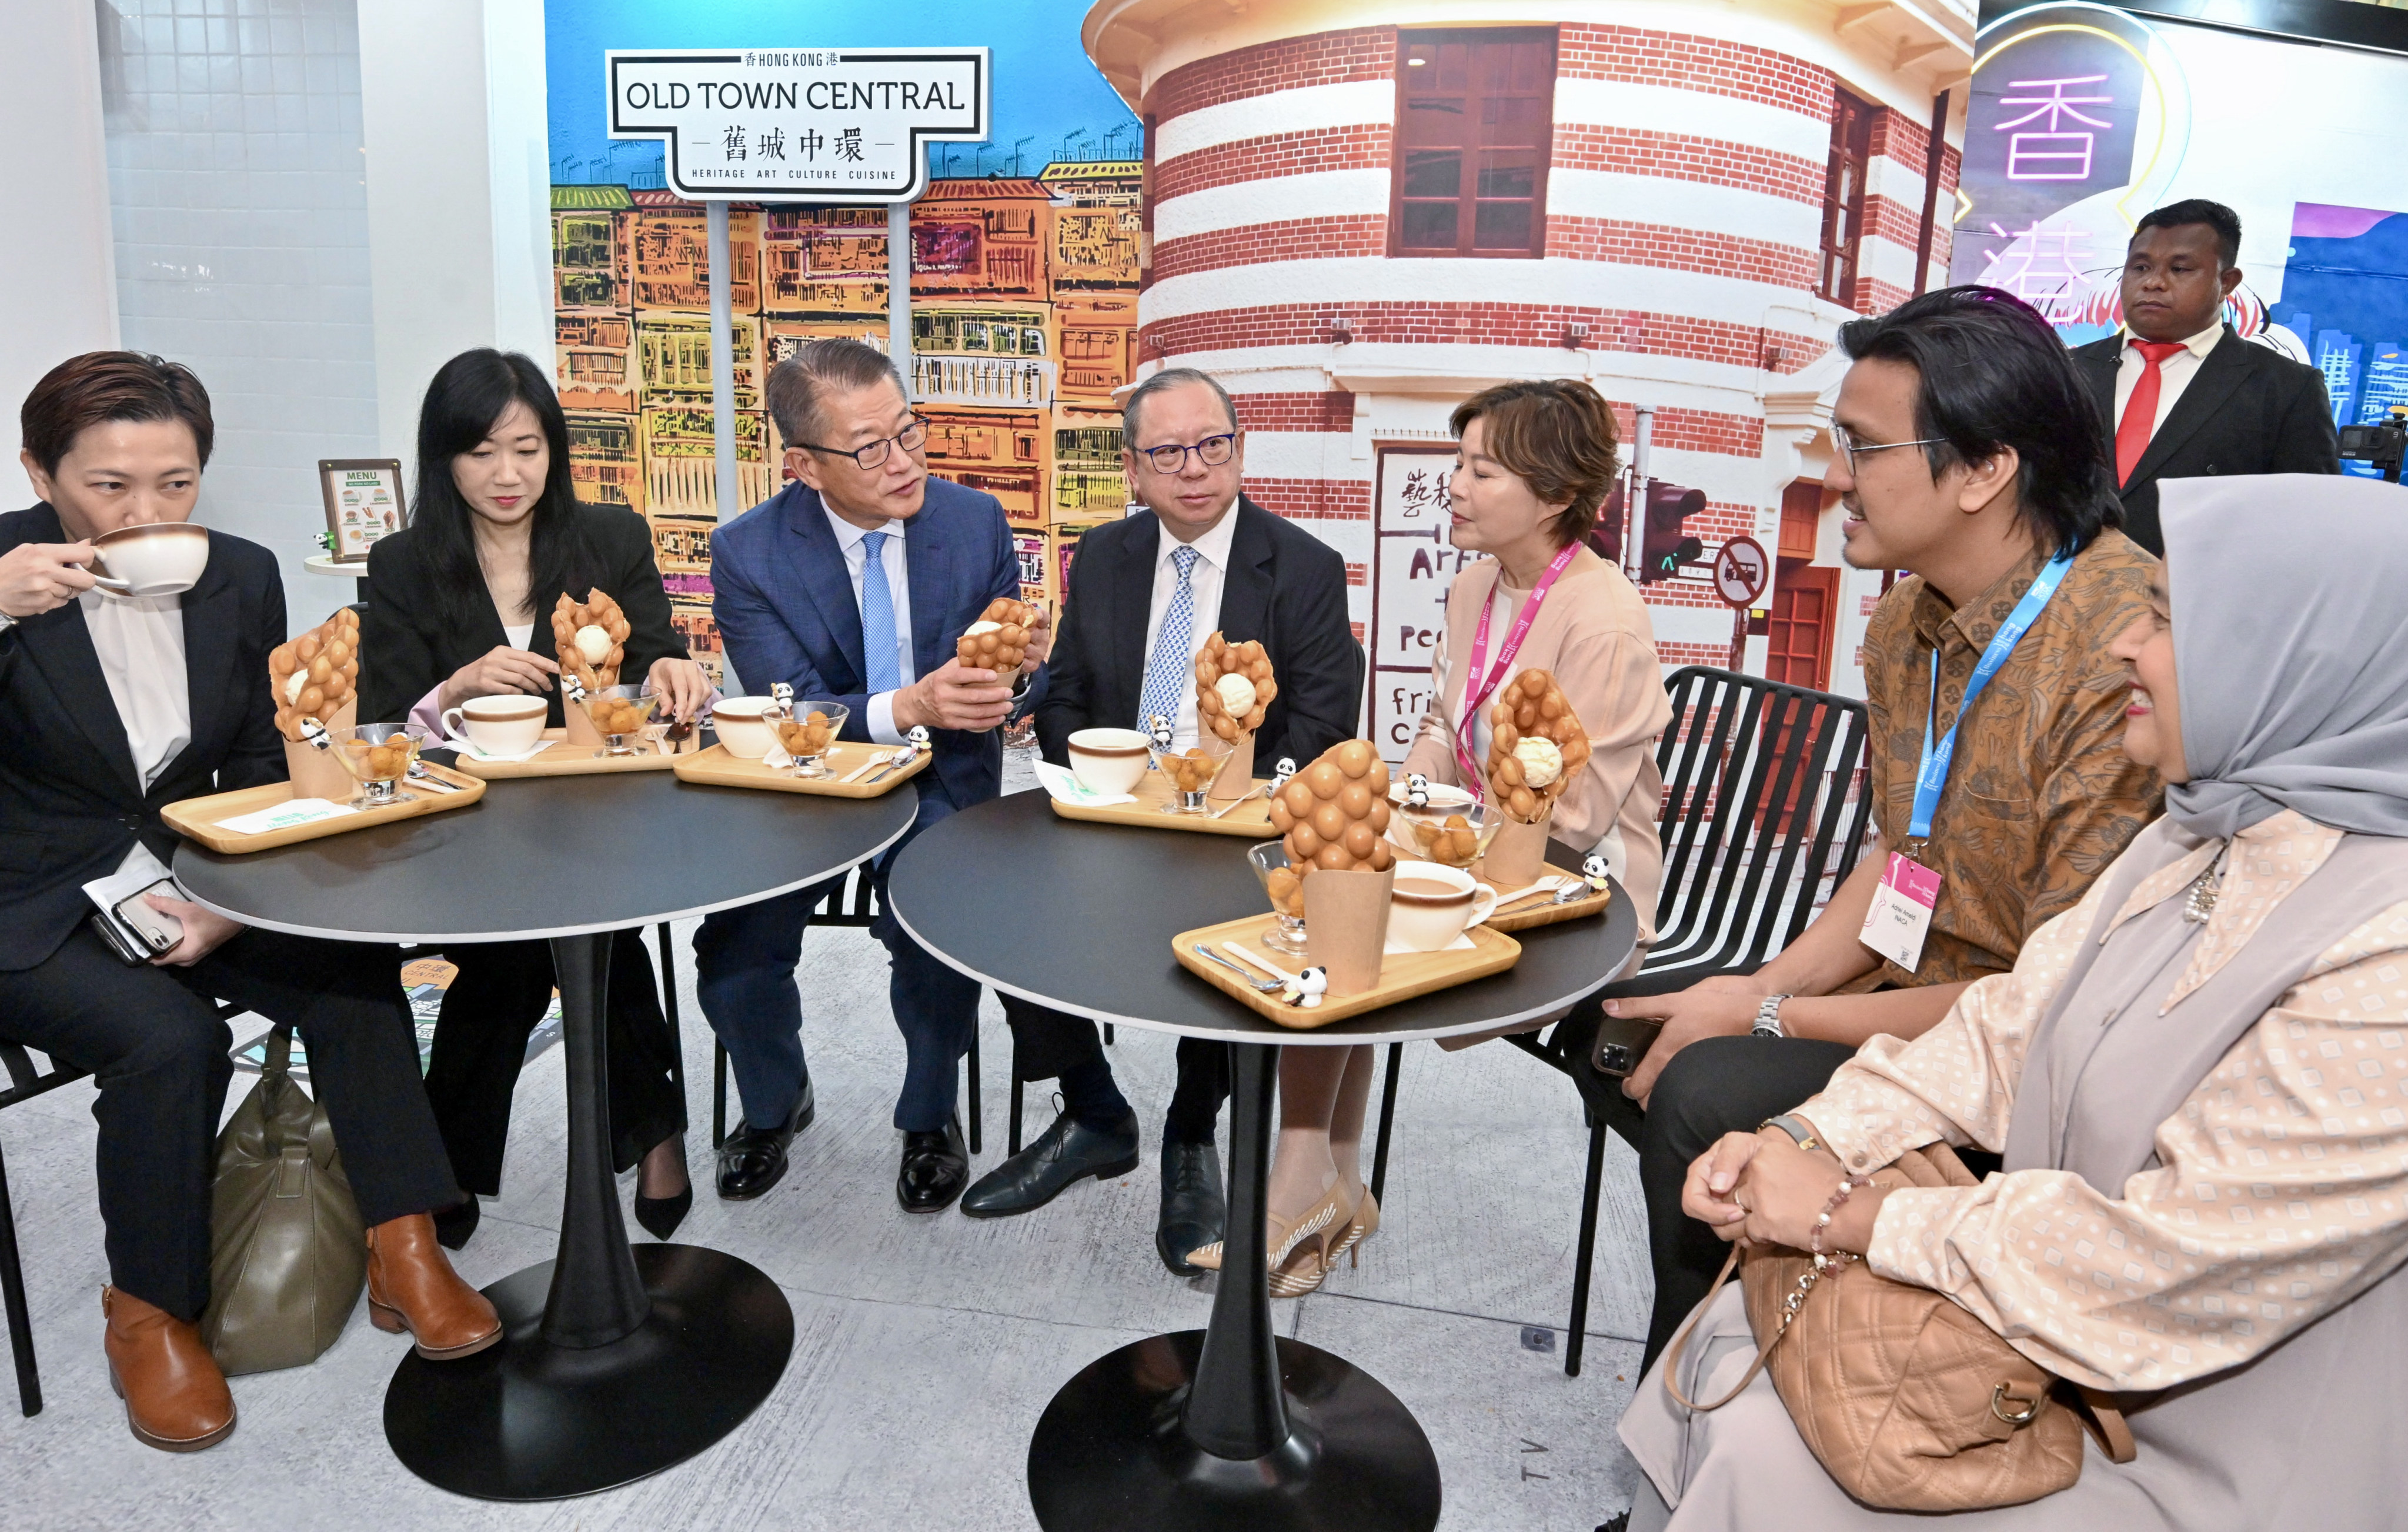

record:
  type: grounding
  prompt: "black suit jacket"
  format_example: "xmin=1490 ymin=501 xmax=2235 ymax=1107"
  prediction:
xmin=2073 ymin=326 xmax=2340 ymax=555
xmin=0 ymin=504 xmax=286 ymax=970
xmin=1036 ymin=495 xmax=1362 ymax=770
xmin=358 ymin=503 xmax=684 ymax=729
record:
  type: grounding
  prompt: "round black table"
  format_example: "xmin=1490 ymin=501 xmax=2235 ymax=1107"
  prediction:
xmin=886 ymin=789 xmax=1637 ymax=1531
xmin=176 ymin=769 xmax=917 ymax=1500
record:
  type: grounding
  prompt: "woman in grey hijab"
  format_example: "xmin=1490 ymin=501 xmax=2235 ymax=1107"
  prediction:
xmin=1615 ymin=474 xmax=2408 ymax=1531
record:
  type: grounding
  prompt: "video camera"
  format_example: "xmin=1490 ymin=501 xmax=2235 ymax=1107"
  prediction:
xmin=2340 ymin=405 xmax=2406 ymax=483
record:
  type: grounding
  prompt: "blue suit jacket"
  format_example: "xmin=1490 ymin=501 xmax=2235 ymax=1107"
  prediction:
xmin=710 ymin=475 xmax=1027 ymax=810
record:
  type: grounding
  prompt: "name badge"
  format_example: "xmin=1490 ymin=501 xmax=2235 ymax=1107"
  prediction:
xmin=1859 ymin=852 xmax=1941 ymax=972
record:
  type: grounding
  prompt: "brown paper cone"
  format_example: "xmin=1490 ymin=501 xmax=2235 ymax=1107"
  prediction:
xmin=1302 ymin=865 xmax=1395 ymax=997
xmin=562 ymin=699 xmax=602 ymax=747
xmin=1205 ymin=729 xmax=1257 ymax=802
xmin=280 ymin=697 xmax=356 ymax=802
xmin=1481 ymin=810 xmax=1552 ymax=887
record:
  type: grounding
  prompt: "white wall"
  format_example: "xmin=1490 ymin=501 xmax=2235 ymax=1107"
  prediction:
xmin=1 ymin=0 xmax=122 ymax=511
xmin=356 ymin=0 xmax=553 ymax=489
xmin=98 ymin=0 xmax=383 ymax=629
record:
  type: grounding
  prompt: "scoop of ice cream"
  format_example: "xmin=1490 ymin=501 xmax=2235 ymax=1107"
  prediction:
xmin=282 ymin=668 xmax=308 ymax=705
xmin=963 ymin=620 xmax=1004 ymax=638
xmin=1512 ymin=735 xmax=1564 ymax=788
xmin=575 ymin=624 xmax=613 ymax=665
xmin=1214 ymin=672 xmax=1257 ymax=720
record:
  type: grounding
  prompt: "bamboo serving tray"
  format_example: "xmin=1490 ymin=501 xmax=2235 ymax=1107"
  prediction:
xmin=1048 ymin=770 xmax=1277 ymax=837
xmin=1478 ymin=870 xmax=1613 ymax=933
xmin=670 ymin=740 xmax=930 ymax=797
xmin=1170 ymin=910 xmax=1521 ymax=1029
xmin=445 ymin=727 xmax=695 ymax=778
xmin=163 ymin=762 xmax=486 ymax=854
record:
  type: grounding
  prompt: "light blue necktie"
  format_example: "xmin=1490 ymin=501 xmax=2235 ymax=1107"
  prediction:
xmin=1138 ymin=546 xmax=1199 ymax=732
xmin=859 ymin=530 xmax=901 ymax=693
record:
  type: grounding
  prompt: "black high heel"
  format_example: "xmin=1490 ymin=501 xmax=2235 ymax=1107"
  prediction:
xmin=633 ymin=1137 xmax=692 ymax=1240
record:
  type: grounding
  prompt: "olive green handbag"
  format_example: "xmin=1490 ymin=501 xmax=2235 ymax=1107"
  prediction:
xmin=200 ymin=1026 xmax=366 ymax=1374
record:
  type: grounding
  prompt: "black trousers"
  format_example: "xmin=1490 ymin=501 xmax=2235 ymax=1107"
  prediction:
xmin=0 ymin=925 xmax=458 ymax=1321
xmin=1000 ymin=994 xmax=1230 ymax=1142
xmin=1594 ymin=1034 xmax=1861 ymax=1372
xmin=422 ymin=932 xmax=686 ymax=1197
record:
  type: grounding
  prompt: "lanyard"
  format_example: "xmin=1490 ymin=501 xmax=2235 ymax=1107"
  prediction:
xmin=1909 ymin=549 xmax=2074 ymax=843
xmin=1455 ymin=541 xmax=1580 ymax=797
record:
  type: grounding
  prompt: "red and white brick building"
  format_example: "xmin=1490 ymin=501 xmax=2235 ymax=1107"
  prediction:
xmin=1081 ymin=0 xmax=1971 ymax=754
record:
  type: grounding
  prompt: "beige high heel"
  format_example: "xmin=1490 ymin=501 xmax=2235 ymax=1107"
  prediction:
xmin=1188 ymin=1182 xmax=1359 ymax=1297
xmin=1327 ymin=1187 xmax=1380 ymax=1269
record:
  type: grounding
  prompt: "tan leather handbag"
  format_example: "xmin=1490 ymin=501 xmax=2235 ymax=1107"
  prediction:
xmin=1664 ymin=1143 xmax=2131 ymax=1512
xmin=201 ymin=1027 xmax=366 ymax=1374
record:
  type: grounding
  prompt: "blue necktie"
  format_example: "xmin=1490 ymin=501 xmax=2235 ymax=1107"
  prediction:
xmin=1138 ymin=546 xmax=1199 ymax=733
xmin=859 ymin=530 xmax=901 ymax=693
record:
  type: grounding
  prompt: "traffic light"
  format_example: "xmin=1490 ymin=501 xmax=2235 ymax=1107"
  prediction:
xmin=1639 ymin=481 xmax=1705 ymax=584
xmin=1591 ymin=480 xmax=1627 ymax=563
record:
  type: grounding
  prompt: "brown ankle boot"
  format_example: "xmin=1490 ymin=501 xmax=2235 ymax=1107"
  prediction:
xmin=365 ymin=1213 xmax=502 ymax=1360
xmin=102 ymin=1287 xmax=235 ymax=1452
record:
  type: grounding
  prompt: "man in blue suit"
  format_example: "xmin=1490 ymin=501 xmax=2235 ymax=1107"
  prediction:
xmin=696 ymin=339 xmax=1046 ymax=1212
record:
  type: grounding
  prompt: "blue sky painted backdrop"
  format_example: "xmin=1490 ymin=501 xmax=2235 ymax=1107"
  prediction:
xmin=546 ymin=0 xmax=1142 ymax=185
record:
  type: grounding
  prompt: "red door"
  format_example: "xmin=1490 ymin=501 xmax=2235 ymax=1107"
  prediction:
xmin=1764 ymin=560 xmax=1836 ymax=692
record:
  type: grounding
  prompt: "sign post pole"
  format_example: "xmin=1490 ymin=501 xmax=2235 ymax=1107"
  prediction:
xmin=708 ymin=201 xmax=738 ymax=523
xmin=1712 ymin=534 xmax=1771 ymax=675
xmin=888 ymin=200 xmax=913 ymax=397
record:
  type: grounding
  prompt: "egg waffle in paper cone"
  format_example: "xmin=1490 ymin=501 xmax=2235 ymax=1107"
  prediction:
xmin=1267 ymin=740 xmax=1398 ymax=994
xmin=956 ymin=598 xmax=1039 ymax=675
xmin=552 ymin=589 xmax=630 ymax=692
xmin=1483 ymin=670 xmax=1591 ymax=886
xmin=1194 ymin=632 xmax=1276 ymax=800
xmin=269 ymin=609 xmax=362 ymax=800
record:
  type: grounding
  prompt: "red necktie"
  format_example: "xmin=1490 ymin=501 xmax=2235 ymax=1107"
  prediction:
xmin=2115 ymin=339 xmax=2187 ymax=487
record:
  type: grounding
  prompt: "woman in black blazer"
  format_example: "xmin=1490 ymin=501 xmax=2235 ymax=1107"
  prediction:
xmin=362 ymin=349 xmax=710 ymax=1244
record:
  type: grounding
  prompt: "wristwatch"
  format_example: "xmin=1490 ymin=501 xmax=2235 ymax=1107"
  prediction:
xmin=1751 ymin=993 xmax=1792 ymax=1039
xmin=1759 ymin=1113 xmax=1823 ymax=1153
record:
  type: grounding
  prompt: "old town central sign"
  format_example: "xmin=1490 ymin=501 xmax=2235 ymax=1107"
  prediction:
xmin=606 ymin=48 xmax=990 ymax=202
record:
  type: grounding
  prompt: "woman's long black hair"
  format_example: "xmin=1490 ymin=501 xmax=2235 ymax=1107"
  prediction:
xmin=410 ymin=349 xmax=590 ymax=630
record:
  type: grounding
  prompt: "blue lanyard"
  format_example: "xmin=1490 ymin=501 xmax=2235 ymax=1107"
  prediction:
xmin=1911 ymin=550 xmax=2075 ymax=842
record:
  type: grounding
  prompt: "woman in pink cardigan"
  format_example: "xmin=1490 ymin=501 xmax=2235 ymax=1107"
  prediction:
xmin=1195 ymin=379 xmax=1670 ymax=1294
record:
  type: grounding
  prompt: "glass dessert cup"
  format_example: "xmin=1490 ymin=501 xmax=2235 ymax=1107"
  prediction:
xmin=1388 ymin=789 xmax=1500 ymax=869
xmin=1150 ymin=735 xmax=1234 ymax=815
xmin=580 ymin=684 xmax=660 ymax=758
xmin=773 ymin=701 xmax=850 ymax=779
xmin=332 ymin=722 xmax=430 ymax=807
xmin=1247 ymin=841 xmax=1312 ymax=957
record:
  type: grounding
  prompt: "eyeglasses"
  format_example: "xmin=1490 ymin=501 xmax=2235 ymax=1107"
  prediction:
xmin=797 ymin=417 xmax=929 ymax=470
xmin=1832 ymin=423 xmax=1946 ymax=476
xmin=1131 ymin=433 xmax=1237 ymax=475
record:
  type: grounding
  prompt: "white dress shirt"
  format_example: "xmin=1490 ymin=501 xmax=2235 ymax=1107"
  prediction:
xmin=1143 ymin=506 xmax=1239 ymax=749
xmin=822 ymin=506 xmax=916 ymax=745
xmin=2112 ymin=320 xmax=2224 ymax=440
xmin=80 ymin=589 xmax=189 ymax=879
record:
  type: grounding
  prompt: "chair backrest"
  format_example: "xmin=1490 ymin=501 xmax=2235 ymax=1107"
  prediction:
xmin=1641 ymin=666 xmax=1873 ymax=977
xmin=812 ymin=863 xmax=880 ymax=926
xmin=0 ymin=1040 xmax=83 ymax=1110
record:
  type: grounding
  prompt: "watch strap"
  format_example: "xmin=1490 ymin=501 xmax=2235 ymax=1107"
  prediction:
xmin=1759 ymin=1113 xmax=1822 ymax=1153
xmin=1751 ymin=992 xmax=1792 ymax=1038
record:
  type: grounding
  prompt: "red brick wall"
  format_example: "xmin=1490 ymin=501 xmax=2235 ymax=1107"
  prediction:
xmin=1544 ymin=218 xmax=1821 ymax=288
xmin=1552 ymin=125 xmax=1824 ymax=207
xmin=1231 ymin=391 xmax=1356 ymax=433
xmin=1143 ymin=303 xmax=1829 ymax=376
xmin=1557 ymin=22 xmax=1835 ymax=122
xmin=1155 ymin=125 xmax=1392 ymax=202
xmin=1148 ymin=26 xmax=1396 ymax=121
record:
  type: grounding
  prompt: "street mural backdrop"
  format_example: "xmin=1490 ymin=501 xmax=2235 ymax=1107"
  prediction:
xmin=546 ymin=1 xmax=1145 ymax=679
xmin=1954 ymin=3 xmax=2408 ymax=473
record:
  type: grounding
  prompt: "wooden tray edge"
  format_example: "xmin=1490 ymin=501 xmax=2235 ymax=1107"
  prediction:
xmin=1486 ymin=885 xmax=1613 ymax=933
xmin=1169 ymin=917 xmax=1519 ymax=1028
xmin=1047 ymin=794 xmax=1277 ymax=838
xmin=163 ymin=763 xmax=486 ymax=855
xmin=670 ymin=742 xmax=931 ymax=797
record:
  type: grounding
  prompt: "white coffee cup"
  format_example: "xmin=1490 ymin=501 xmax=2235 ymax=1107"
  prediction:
xmin=712 ymin=696 xmax=781 ymax=760
xmin=1066 ymin=726 xmax=1151 ymax=795
xmin=1386 ymin=860 xmax=1500 ymax=952
xmin=442 ymin=694 xmax=546 ymax=755
xmin=86 ymin=521 xmax=209 ymax=598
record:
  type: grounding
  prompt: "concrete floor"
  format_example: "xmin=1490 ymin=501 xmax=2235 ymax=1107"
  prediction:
xmin=0 ymin=773 xmax=1656 ymax=1530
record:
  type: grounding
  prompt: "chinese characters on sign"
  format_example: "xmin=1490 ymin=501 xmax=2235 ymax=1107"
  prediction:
xmin=1995 ymin=76 xmax=2113 ymax=181
xmin=607 ymin=48 xmax=990 ymax=203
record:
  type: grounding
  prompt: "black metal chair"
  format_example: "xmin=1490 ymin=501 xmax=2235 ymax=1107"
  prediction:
xmin=1365 ymin=666 xmax=1873 ymax=1376
xmin=706 ymin=866 xmax=984 ymax=1153
xmin=0 ymin=999 xmax=252 ymax=1417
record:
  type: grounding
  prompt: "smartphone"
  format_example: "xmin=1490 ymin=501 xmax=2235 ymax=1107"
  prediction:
xmin=1591 ymin=1013 xmax=1663 ymax=1079
xmin=112 ymin=879 xmax=184 ymax=955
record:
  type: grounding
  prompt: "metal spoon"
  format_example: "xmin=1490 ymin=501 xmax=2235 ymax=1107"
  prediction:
xmin=1189 ymin=943 xmax=1284 ymax=992
xmin=1494 ymin=877 xmax=1582 ymax=915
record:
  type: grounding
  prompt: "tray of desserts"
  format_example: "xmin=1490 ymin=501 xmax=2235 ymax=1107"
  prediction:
xmin=443 ymin=727 xmax=698 ymax=778
xmin=1477 ymin=869 xmax=1614 ymax=933
xmin=1170 ymin=910 xmax=1520 ymax=1029
xmin=165 ymin=760 xmax=486 ymax=855
xmin=671 ymin=739 xmax=930 ymax=798
xmin=1047 ymin=766 xmax=1279 ymax=837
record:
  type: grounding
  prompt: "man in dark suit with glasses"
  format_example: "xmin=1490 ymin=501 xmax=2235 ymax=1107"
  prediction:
xmin=958 ymin=367 xmax=1362 ymax=1275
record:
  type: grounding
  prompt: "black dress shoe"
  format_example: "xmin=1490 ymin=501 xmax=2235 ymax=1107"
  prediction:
xmin=958 ymin=1111 xmax=1140 ymax=1219
xmin=1155 ymin=1139 xmax=1226 ymax=1275
xmin=433 ymin=1195 xmax=480 ymax=1251
xmin=716 ymin=1080 xmax=815 ymax=1201
xmin=897 ymin=1116 xmax=970 ymax=1214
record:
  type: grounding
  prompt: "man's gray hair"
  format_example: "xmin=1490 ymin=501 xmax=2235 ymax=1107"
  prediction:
xmin=1121 ymin=366 xmax=1239 ymax=446
xmin=766 ymin=338 xmax=907 ymax=446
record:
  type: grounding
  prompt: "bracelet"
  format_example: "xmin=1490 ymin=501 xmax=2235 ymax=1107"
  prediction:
xmin=1808 ymin=1173 xmax=1871 ymax=1265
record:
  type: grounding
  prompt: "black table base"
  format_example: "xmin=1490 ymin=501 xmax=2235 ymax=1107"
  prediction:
xmin=383 ymin=932 xmax=794 ymax=1499
xmin=1025 ymin=1044 xmax=1440 ymax=1531
xmin=384 ymin=1244 xmax=793 ymax=1500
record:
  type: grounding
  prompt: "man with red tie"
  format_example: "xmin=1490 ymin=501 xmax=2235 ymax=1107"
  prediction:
xmin=2071 ymin=199 xmax=2339 ymax=556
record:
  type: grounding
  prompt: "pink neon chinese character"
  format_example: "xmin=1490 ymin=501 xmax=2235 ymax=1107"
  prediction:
xmin=1996 ymin=75 xmax=2112 ymax=182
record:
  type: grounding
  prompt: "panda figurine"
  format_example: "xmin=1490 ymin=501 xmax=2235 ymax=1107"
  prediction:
xmin=1581 ymin=852 xmax=1612 ymax=893
xmin=1270 ymin=756 xmax=1298 ymax=793
xmin=1282 ymin=965 xmax=1329 ymax=1009
xmin=1147 ymin=714 xmax=1175 ymax=751
xmin=1404 ymin=772 xmax=1431 ymax=810
xmin=906 ymin=725 xmax=931 ymax=750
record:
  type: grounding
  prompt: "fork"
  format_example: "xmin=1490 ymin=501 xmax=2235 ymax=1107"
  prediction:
xmin=1494 ymin=877 xmax=1582 ymax=915
xmin=1189 ymin=944 xmax=1283 ymax=992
